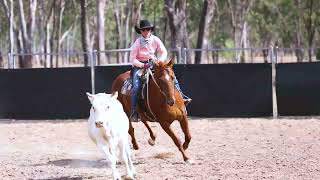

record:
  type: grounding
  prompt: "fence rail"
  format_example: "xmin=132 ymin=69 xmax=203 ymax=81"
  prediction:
xmin=2 ymin=47 xmax=320 ymax=69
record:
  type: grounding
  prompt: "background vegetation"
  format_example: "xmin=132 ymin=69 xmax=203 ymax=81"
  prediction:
xmin=0 ymin=0 xmax=319 ymax=67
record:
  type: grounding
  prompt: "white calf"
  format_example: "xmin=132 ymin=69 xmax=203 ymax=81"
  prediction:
xmin=87 ymin=91 xmax=136 ymax=180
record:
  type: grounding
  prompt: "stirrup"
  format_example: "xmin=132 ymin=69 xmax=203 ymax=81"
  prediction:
xmin=183 ymin=98 xmax=192 ymax=107
xmin=130 ymin=111 xmax=139 ymax=122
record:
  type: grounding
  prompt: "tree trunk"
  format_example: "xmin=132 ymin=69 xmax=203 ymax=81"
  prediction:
xmin=42 ymin=1 xmax=55 ymax=68
xmin=130 ymin=0 xmax=144 ymax=44
xmin=50 ymin=0 xmax=58 ymax=67
xmin=38 ymin=0 xmax=45 ymax=66
xmin=113 ymin=0 xmax=122 ymax=63
xmin=227 ymin=0 xmax=252 ymax=63
xmin=293 ymin=0 xmax=303 ymax=62
xmin=16 ymin=30 xmax=24 ymax=66
xmin=0 ymin=0 xmax=15 ymax=68
xmin=9 ymin=0 xmax=15 ymax=67
xmin=0 ymin=51 xmax=3 ymax=68
xmin=80 ymin=0 xmax=91 ymax=66
xmin=96 ymin=0 xmax=108 ymax=64
xmin=165 ymin=0 xmax=191 ymax=63
xmin=304 ymin=0 xmax=316 ymax=62
xmin=118 ymin=0 xmax=132 ymax=63
xmin=55 ymin=0 xmax=65 ymax=67
xmin=195 ymin=0 xmax=216 ymax=64
xmin=18 ymin=0 xmax=37 ymax=68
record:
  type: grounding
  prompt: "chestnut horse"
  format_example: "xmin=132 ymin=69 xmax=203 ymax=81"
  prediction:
xmin=111 ymin=59 xmax=193 ymax=163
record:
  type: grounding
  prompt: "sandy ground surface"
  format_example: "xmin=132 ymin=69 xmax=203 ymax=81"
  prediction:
xmin=1 ymin=117 xmax=320 ymax=180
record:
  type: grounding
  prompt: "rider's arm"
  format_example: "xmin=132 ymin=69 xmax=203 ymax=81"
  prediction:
xmin=130 ymin=39 xmax=145 ymax=68
xmin=155 ymin=36 xmax=168 ymax=62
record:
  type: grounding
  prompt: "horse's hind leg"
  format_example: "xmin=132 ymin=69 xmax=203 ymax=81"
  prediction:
xmin=140 ymin=113 xmax=157 ymax=146
xmin=159 ymin=121 xmax=190 ymax=162
xmin=179 ymin=115 xmax=192 ymax=150
xmin=128 ymin=120 xmax=139 ymax=150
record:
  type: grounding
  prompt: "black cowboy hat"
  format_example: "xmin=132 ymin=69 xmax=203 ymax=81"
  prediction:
xmin=135 ymin=20 xmax=155 ymax=34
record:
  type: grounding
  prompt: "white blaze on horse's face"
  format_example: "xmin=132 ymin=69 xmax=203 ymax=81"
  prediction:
xmin=86 ymin=92 xmax=118 ymax=128
xmin=164 ymin=73 xmax=170 ymax=81
xmin=157 ymin=69 xmax=176 ymax=106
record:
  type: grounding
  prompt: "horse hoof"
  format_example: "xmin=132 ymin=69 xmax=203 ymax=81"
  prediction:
xmin=148 ymin=138 xmax=155 ymax=146
xmin=183 ymin=143 xmax=189 ymax=150
xmin=185 ymin=159 xmax=195 ymax=165
xmin=132 ymin=144 xmax=139 ymax=150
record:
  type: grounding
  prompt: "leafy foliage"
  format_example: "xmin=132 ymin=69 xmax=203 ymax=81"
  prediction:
xmin=0 ymin=0 xmax=319 ymax=54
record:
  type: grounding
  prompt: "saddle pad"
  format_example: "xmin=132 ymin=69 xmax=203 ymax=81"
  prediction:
xmin=121 ymin=79 xmax=133 ymax=95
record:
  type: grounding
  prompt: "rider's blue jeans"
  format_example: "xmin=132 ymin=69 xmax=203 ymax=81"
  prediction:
xmin=131 ymin=67 xmax=141 ymax=113
xmin=174 ymin=77 xmax=190 ymax=99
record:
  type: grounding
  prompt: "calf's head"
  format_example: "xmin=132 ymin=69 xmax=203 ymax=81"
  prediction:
xmin=86 ymin=91 xmax=118 ymax=128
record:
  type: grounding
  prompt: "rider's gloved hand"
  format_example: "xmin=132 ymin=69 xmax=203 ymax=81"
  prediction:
xmin=143 ymin=63 xmax=151 ymax=69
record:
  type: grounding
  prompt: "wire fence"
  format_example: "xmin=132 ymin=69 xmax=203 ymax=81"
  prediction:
xmin=1 ymin=47 xmax=320 ymax=69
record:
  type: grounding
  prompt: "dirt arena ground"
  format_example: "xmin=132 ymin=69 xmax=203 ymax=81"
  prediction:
xmin=1 ymin=117 xmax=320 ymax=180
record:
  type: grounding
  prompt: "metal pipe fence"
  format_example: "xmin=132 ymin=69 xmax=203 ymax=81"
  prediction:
xmin=184 ymin=47 xmax=271 ymax=64
xmin=5 ymin=47 xmax=320 ymax=69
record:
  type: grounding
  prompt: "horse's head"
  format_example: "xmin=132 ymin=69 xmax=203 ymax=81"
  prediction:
xmin=86 ymin=91 xmax=119 ymax=128
xmin=153 ymin=59 xmax=176 ymax=106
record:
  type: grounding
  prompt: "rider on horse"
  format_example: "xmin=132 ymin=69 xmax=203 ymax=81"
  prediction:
xmin=129 ymin=19 xmax=191 ymax=122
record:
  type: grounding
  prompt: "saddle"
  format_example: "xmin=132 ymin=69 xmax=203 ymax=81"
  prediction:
xmin=120 ymin=68 xmax=156 ymax=121
xmin=120 ymin=68 xmax=146 ymax=97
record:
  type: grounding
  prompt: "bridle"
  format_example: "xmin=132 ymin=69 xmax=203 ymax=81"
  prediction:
xmin=144 ymin=67 xmax=175 ymax=121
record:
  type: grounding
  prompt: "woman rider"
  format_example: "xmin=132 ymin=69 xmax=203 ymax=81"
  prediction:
xmin=129 ymin=19 xmax=191 ymax=122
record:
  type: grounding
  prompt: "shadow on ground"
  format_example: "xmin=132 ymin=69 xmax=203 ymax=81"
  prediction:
xmin=33 ymin=177 xmax=84 ymax=180
xmin=34 ymin=159 xmax=107 ymax=168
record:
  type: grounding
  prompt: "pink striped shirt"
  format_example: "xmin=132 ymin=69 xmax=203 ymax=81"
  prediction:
xmin=129 ymin=35 xmax=168 ymax=68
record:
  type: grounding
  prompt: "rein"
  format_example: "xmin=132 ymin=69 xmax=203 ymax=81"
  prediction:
xmin=147 ymin=69 xmax=163 ymax=94
xmin=143 ymin=67 xmax=174 ymax=121
xmin=144 ymin=69 xmax=159 ymax=121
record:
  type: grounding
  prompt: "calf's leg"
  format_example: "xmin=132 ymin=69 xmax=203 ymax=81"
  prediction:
xmin=120 ymin=142 xmax=136 ymax=179
xmin=98 ymin=144 xmax=121 ymax=180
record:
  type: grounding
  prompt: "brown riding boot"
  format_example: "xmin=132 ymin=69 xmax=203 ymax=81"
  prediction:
xmin=130 ymin=111 xmax=139 ymax=122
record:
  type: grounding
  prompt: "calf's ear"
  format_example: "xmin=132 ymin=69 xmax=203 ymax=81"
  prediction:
xmin=111 ymin=91 xmax=118 ymax=99
xmin=86 ymin=92 xmax=94 ymax=101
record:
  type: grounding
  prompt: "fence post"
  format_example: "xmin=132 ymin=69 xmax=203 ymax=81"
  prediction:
xmin=177 ymin=47 xmax=182 ymax=64
xmin=90 ymin=50 xmax=97 ymax=95
xmin=11 ymin=53 xmax=16 ymax=69
xmin=7 ymin=52 xmax=16 ymax=69
xmin=269 ymin=46 xmax=273 ymax=63
xmin=275 ymin=46 xmax=278 ymax=63
xmin=270 ymin=46 xmax=278 ymax=118
xmin=7 ymin=53 xmax=11 ymax=69
xmin=183 ymin=48 xmax=187 ymax=64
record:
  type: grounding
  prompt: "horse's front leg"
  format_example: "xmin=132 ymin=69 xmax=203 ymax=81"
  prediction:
xmin=179 ymin=114 xmax=192 ymax=150
xmin=123 ymin=105 xmax=139 ymax=150
xmin=159 ymin=121 xmax=191 ymax=163
xmin=140 ymin=112 xmax=157 ymax=146
xmin=128 ymin=120 xmax=139 ymax=150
